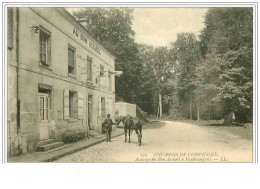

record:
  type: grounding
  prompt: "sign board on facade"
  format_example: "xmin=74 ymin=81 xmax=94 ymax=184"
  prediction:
xmin=73 ymin=27 xmax=101 ymax=55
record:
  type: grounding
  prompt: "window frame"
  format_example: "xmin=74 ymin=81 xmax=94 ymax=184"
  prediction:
xmin=39 ymin=25 xmax=51 ymax=67
xmin=87 ymin=57 xmax=93 ymax=82
xmin=69 ymin=90 xmax=78 ymax=119
xmin=68 ymin=44 xmax=76 ymax=77
xmin=38 ymin=86 xmax=52 ymax=122
xmin=101 ymin=97 xmax=106 ymax=118
xmin=108 ymin=71 xmax=112 ymax=91
xmin=100 ymin=65 xmax=104 ymax=77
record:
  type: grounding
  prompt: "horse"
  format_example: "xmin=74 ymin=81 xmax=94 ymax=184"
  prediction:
xmin=116 ymin=115 xmax=143 ymax=146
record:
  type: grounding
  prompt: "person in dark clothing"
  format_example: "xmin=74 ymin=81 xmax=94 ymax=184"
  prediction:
xmin=102 ymin=114 xmax=114 ymax=142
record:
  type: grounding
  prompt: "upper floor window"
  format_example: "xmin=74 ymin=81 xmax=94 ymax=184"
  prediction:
xmin=100 ymin=65 xmax=104 ymax=77
xmin=39 ymin=26 xmax=51 ymax=66
xmin=87 ymin=57 xmax=92 ymax=81
xmin=108 ymin=71 xmax=112 ymax=91
xmin=68 ymin=45 xmax=76 ymax=75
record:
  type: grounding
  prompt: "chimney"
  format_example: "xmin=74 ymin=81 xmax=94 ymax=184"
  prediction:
xmin=78 ymin=17 xmax=88 ymax=29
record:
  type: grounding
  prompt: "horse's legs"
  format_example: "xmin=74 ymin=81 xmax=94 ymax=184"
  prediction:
xmin=124 ymin=128 xmax=127 ymax=143
xmin=139 ymin=128 xmax=142 ymax=146
xmin=129 ymin=129 xmax=131 ymax=143
xmin=134 ymin=129 xmax=141 ymax=146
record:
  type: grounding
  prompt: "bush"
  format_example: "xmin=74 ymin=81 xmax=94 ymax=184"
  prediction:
xmin=63 ymin=129 xmax=87 ymax=143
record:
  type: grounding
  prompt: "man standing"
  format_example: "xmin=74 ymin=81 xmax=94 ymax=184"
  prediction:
xmin=102 ymin=114 xmax=114 ymax=142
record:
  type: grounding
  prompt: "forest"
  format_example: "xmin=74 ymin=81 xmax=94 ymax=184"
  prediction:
xmin=72 ymin=7 xmax=253 ymax=125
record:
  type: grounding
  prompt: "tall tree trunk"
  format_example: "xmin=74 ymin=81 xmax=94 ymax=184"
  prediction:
xmin=159 ymin=93 xmax=162 ymax=118
xmin=190 ymin=93 xmax=192 ymax=120
xmin=157 ymin=104 xmax=160 ymax=118
xmin=223 ymin=111 xmax=234 ymax=126
xmin=197 ymin=98 xmax=200 ymax=121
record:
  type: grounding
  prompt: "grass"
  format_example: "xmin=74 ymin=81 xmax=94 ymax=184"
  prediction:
xmin=184 ymin=119 xmax=253 ymax=141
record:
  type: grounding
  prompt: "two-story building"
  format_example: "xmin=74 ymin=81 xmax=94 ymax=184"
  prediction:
xmin=7 ymin=7 xmax=116 ymax=157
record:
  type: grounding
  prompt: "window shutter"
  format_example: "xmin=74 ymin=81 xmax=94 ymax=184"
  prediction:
xmin=107 ymin=72 xmax=109 ymax=90
xmin=7 ymin=8 xmax=13 ymax=49
xmin=64 ymin=89 xmax=69 ymax=120
xmin=98 ymin=97 xmax=101 ymax=118
xmin=78 ymin=92 xmax=83 ymax=119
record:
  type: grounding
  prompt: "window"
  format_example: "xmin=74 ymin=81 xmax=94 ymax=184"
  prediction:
xmin=38 ymin=84 xmax=52 ymax=121
xmin=68 ymin=45 xmax=76 ymax=75
xmin=99 ymin=65 xmax=105 ymax=87
xmin=69 ymin=91 xmax=78 ymax=119
xmin=87 ymin=58 xmax=92 ymax=81
xmin=100 ymin=65 xmax=104 ymax=77
xmin=39 ymin=26 xmax=51 ymax=66
xmin=101 ymin=97 xmax=106 ymax=118
xmin=64 ymin=90 xmax=82 ymax=120
xmin=108 ymin=71 xmax=112 ymax=91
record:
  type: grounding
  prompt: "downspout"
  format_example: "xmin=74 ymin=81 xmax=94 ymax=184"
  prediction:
xmin=16 ymin=7 xmax=21 ymax=155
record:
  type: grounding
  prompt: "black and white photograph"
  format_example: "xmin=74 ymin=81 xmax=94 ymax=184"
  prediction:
xmin=2 ymin=2 xmax=258 ymax=164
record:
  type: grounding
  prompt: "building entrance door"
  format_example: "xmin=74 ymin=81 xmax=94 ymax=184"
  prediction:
xmin=38 ymin=92 xmax=51 ymax=140
xmin=88 ymin=95 xmax=94 ymax=130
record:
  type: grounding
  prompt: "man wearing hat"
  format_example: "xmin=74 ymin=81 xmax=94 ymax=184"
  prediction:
xmin=102 ymin=114 xmax=114 ymax=142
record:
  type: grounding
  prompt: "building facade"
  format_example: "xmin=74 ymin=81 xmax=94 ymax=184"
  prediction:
xmin=7 ymin=7 xmax=116 ymax=157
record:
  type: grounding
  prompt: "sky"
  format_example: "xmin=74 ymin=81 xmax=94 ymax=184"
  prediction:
xmin=67 ymin=7 xmax=208 ymax=47
xmin=132 ymin=8 xmax=208 ymax=46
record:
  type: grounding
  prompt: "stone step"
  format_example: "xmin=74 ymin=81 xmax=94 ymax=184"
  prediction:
xmin=45 ymin=144 xmax=72 ymax=153
xmin=37 ymin=142 xmax=64 ymax=152
xmin=38 ymin=139 xmax=55 ymax=146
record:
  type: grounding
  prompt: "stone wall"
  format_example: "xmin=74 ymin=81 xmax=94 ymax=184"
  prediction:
xmin=115 ymin=102 xmax=136 ymax=118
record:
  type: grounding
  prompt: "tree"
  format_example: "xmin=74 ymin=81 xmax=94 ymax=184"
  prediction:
xmin=199 ymin=8 xmax=253 ymax=125
xmin=138 ymin=45 xmax=175 ymax=117
xmin=171 ymin=33 xmax=200 ymax=119
xmin=195 ymin=55 xmax=223 ymax=120
xmin=73 ymin=8 xmax=135 ymax=48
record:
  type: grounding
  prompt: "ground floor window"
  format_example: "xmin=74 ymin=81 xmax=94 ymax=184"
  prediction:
xmin=69 ymin=91 xmax=78 ymax=119
xmin=101 ymin=97 xmax=106 ymax=118
xmin=64 ymin=89 xmax=83 ymax=120
xmin=38 ymin=84 xmax=52 ymax=121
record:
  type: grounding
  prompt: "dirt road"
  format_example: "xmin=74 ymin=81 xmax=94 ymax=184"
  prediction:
xmin=55 ymin=121 xmax=252 ymax=162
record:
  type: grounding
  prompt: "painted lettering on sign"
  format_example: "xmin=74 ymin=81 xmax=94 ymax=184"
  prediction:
xmin=73 ymin=27 xmax=101 ymax=55
xmin=73 ymin=27 xmax=79 ymax=37
xmin=89 ymin=41 xmax=101 ymax=55
xmin=80 ymin=33 xmax=88 ymax=44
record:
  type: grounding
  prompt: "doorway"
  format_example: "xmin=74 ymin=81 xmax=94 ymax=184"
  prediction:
xmin=38 ymin=85 xmax=52 ymax=140
xmin=88 ymin=94 xmax=93 ymax=130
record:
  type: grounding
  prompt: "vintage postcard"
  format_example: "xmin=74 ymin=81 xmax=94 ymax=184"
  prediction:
xmin=4 ymin=3 xmax=256 ymax=163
